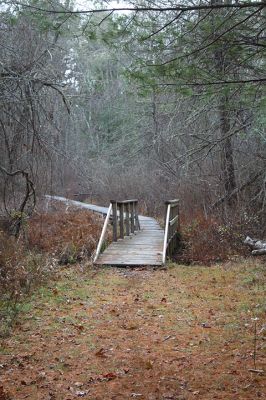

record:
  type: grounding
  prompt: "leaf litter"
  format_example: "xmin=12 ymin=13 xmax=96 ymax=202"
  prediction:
xmin=0 ymin=261 xmax=265 ymax=399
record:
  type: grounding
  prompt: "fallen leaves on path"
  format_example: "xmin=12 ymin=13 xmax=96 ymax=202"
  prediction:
xmin=0 ymin=262 xmax=265 ymax=399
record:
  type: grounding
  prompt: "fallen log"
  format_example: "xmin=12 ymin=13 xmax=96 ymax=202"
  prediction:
xmin=244 ymin=236 xmax=266 ymax=255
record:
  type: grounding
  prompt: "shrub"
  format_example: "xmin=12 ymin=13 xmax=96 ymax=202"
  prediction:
xmin=175 ymin=211 xmax=252 ymax=265
xmin=0 ymin=230 xmax=25 ymax=296
xmin=27 ymin=210 xmax=107 ymax=264
xmin=0 ymin=231 xmax=52 ymax=336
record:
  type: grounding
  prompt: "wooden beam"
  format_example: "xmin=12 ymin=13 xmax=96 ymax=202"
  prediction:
xmin=111 ymin=200 xmax=118 ymax=242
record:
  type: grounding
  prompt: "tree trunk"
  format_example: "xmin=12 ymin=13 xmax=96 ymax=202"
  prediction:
xmin=220 ymin=94 xmax=237 ymax=208
xmin=211 ymin=0 xmax=237 ymax=210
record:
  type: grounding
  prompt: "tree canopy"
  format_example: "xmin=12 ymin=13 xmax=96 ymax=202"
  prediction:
xmin=0 ymin=0 xmax=266 ymax=230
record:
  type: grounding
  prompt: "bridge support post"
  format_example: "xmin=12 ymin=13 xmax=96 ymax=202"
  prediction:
xmin=130 ymin=202 xmax=134 ymax=234
xmin=119 ymin=203 xmax=124 ymax=239
xmin=125 ymin=203 xmax=130 ymax=236
xmin=111 ymin=200 xmax=118 ymax=242
xmin=163 ymin=199 xmax=180 ymax=264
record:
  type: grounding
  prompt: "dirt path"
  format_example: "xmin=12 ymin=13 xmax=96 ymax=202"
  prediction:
xmin=0 ymin=263 xmax=265 ymax=400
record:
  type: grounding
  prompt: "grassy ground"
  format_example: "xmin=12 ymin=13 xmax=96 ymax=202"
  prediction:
xmin=0 ymin=261 xmax=265 ymax=400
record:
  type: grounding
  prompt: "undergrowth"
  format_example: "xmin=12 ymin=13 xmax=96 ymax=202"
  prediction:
xmin=28 ymin=210 xmax=106 ymax=264
xmin=0 ymin=209 xmax=106 ymax=337
xmin=175 ymin=211 xmax=261 ymax=265
xmin=0 ymin=230 xmax=54 ymax=337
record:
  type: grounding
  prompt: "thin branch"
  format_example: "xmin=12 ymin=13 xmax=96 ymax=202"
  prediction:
xmin=0 ymin=165 xmax=36 ymax=236
xmin=212 ymin=170 xmax=264 ymax=208
xmin=1 ymin=70 xmax=71 ymax=113
xmin=10 ymin=1 xmax=266 ymax=15
xmin=141 ymin=11 xmax=184 ymax=41
xmin=153 ymin=6 xmax=263 ymax=66
xmin=98 ymin=10 xmax=114 ymax=26
xmin=41 ymin=82 xmax=71 ymax=114
xmin=150 ymin=78 xmax=266 ymax=86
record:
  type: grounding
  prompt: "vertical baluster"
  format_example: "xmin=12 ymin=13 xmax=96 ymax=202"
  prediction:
xmin=176 ymin=204 xmax=179 ymax=249
xmin=177 ymin=202 xmax=180 ymax=231
xmin=119 ymin=203 xmax=124 ymax=239
xmin=174 ymin=205 xmax=177 ymax=252
xmin=164 ymin=200 xmax=180 ymax=262
xmin=168 ymin=206 xmax=171 ymax=257
xmin=135 ymin=201 xmax=140 ymax=230
xmin=171 ymin=205 xmax=174 ymax=253
xmin=125 ymin=203 xmax=130 ymax=236
xmin=165 ymin=201 xmax=169 ymax=257
xmin=130 ymin=202 xmax=134 ymax=234
xmin=171 ymin=206 xmax=174 ymax=255
xmin=111 ymin=200 xmax=117 ymax=242
xmin=169 ymin=206 xmax=173 ymax=256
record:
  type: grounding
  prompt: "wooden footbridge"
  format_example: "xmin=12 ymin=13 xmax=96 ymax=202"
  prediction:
xmin=46 ymin=196 xmax=180 ymax=266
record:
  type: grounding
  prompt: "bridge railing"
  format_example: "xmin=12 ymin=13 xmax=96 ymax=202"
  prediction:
xmin=93 ymin=199 xmax=140 ymax=263
xmin=163 ymin=199 xmax=180 ymax=264
xmin=111 ymin=200 xmax=140 ymax=241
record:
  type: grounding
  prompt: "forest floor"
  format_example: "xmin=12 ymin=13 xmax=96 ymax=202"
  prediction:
xmin=0 ymin=261 xmax=265 ymax=400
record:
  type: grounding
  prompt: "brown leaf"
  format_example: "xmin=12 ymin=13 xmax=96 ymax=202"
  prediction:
xmin=95 ymin=348 xmax=107 ymax=358
xmin=145 ymin=360 xmax=153 ymax=370
xmin=102 ymin=372 xmax=117 ymax=381
xmin=74 ymin=324 xmax=85 ymax=332
xmin=0 ymin=386 xmax=11 ymax=400
xmin=122 ymin=324 xmax=138 ymax=330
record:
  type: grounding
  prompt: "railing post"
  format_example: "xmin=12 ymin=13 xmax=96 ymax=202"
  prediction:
xmin=130 ymin=202 xmax=134 ymax=234
xmin=174 ymin=203 xmax=179 ymax=251
xmin=119 ymin=202 xmax=124 ymax=239
xmin=111 ymin=200 xmax=117 ymax=242
xmin=163 ymin=199 xmax=180 ymax=264
xmin=170 ymin=206 xmax=173 ymax=256
xmin=177 ymin=203 xmax=180 ymax=231
xmin=134 ymin=201 xmax=140 ymax=231
xmin=125 ymin=203 xmax=130 ymax=236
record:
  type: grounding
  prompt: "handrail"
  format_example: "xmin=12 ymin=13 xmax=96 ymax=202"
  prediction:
xmin=93 ymin=203 xmax=112 ymax=263
xmin=162 ymin=203 xmax=171 ymax=264
xmin=162 ymin=199 xmax=180 ymax=264
xmin=115 ymin=199 xmax=138 ymax=204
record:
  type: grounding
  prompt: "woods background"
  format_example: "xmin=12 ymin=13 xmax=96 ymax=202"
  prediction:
xmin=0 ymin=0 xmax=265 ymax=232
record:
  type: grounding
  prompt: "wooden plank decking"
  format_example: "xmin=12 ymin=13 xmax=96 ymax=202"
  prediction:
xmin=95 ymin=216 xmax=164 ymax=266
